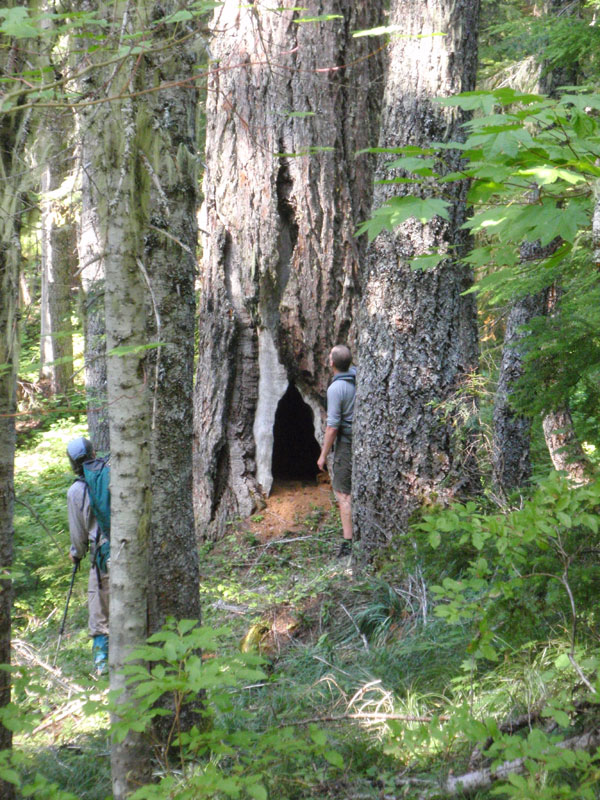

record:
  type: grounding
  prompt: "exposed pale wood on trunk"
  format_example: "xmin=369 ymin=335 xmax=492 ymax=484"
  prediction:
xmin=194 ymin=0 xmax=383 ymax=538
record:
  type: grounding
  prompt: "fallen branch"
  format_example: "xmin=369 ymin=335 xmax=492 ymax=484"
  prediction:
xmin=276 ymin=711 xmax=450 ymax=728
xmin=414 ymin=729 xmax=600 ymax=798
xmin=468 ymin=698 xmax=595 ymax=768
xmin=32 ymin=697 xmax=87 ymax=735
xmin=12 ymin=639 xmax=85 ymax=696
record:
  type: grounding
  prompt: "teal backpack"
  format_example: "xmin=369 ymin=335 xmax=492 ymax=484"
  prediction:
xmin=81 ymin=458 xmax=111 ymax=574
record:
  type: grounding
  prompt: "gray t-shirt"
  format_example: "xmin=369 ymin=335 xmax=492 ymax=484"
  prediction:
xmin=326 ymin=367 xmax=356 ymax=442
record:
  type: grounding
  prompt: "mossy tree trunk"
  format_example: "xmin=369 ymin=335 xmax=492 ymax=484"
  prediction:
xmin=143 ymin=2 xmax=202 ymax=735
xmin=88 ymin=3 xmax=204 ymax=787
xmin=353 ymin=0 xmax=481 ymax=560
xmin=0 ymin=29 xmax=28 ymax=800
xmin=194 ymin=0 xmax=383 ymax=538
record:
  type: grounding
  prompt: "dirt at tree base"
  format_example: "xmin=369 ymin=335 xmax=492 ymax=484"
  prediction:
xmin=247 ymin=476 xmax=334 ymax=541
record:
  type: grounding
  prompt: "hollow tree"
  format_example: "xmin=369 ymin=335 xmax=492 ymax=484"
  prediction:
xmin=194 ymin=0 xmax=383 ymax=538
xmin=353 ymin=0 xmax=481 ymax=559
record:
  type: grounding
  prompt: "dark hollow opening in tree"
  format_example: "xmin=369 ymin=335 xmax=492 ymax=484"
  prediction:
xmin=271 ymin=383 xmax=320 ymax=481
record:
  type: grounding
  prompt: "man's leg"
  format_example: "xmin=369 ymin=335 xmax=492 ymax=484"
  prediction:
xmin=335 ymin=490 xmax=353 ymax=540
xmin=332 ymin=439 xmax=353 ymax=556
xmin=88 ymin=568 xmax=109 ymax=673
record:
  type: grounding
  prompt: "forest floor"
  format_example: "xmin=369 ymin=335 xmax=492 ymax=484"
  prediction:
xmin=11 ymin=424 xmax=600 ymax=799
xmin=246 ymin=477 xmax=333 ymax=540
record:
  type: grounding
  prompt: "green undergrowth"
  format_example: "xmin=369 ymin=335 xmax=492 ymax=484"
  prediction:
xmin=9 ymin=426 xmax=600 ymax=798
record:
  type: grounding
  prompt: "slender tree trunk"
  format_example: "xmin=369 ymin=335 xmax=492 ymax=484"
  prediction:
xmin=491 ymin=241 xmax=559 ymax=492
xmin=102 ymin=110 xmax=153 ymax=797
xmin=78 ymin=145 xmax=110 ymax=452
xmin=39 ymin=112 xmax=75 ymax=396
xmin=353 ymin=0 xmax=480 ymax=560
xmin=0 ymin=32 xmax=28 ymax=800
xmin=540 ymin=285 xmax=592 ymax=483
xmin=491 ymin=0 xmax=581 ymax=493
xmin=75 ymin=21 xmax=110 ymax=453
xmin=91 ymin=6 xmax=153 ymax=793
xmin=194 ymin=0 xmax=383 ymax=538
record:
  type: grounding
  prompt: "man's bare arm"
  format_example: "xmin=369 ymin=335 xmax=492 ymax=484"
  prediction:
xmin=317 ymin=426 xmax=338 ymax=472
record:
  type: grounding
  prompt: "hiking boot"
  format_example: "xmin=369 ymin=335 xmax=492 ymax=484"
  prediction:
xmin=92 ymin=634 xmax=109 ymax=675
xmin=336 ymin=540 xmax=352 ymax=558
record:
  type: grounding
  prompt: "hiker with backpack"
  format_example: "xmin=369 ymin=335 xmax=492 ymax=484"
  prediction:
xmin=317 ymin=344 xmax=356 ymax=558
xmin=66 ymin=437 xmax=110 ymax=674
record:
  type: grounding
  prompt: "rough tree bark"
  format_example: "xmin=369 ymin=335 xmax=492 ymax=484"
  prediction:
xmin=540 ymin=285 xmax=592 ymax=483
xmin=0 ymin=29 xmax=27 ymax=800
xmin=143 ymin=2 xmax=202 ymax=735
xmin=194 ymin=0 xmax=383 ymax=538
xmin=353 ymin=0 xmax=481 ymax=560
xmin=39 ymin=112 xmax=75 ymax=397
xmin=491 ymin=241 xmax=558 ymax=492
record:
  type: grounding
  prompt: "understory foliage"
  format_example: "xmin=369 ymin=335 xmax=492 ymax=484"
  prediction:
xmin=359 ymin=87 xmax=600 ymax=436
xmin=6 ymin=426 xmax=600 ymax=798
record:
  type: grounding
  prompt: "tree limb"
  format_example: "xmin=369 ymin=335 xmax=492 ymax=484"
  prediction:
xmin=413 ymin=729 xmax=600 ymax=798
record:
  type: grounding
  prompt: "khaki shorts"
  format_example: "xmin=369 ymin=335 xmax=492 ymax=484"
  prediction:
xmin=332 ymin=438 xmax=352 ymax=494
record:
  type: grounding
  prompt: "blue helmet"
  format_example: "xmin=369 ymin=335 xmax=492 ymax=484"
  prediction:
xmin=67 ymin=437 xmax=94 ymax=475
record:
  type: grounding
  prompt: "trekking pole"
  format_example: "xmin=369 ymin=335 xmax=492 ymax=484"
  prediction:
xmin=53 ymin=560 xmax=79 ymax=668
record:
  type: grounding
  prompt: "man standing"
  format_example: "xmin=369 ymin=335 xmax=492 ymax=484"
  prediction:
xmin=66 ymin=437 xmax=109 ymax=674
xmin=317 ymin=345 xmax=356 ymax=557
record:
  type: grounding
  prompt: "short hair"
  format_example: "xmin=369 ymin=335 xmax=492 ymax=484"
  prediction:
xmin=331 ymin=344 xmax=352 ymax=372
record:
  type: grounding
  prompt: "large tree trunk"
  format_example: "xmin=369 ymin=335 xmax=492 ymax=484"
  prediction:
xmin=39 ymin=111 xmax=75 ymax=397
xmin=0 ymin=32 xmax=27 ymax=800
xmin=353 ymin=0 xmax=480 ymax=560
xmin=194 ymin=0 xmax=383 ymax=538
xmin=143 ymin=2 xmax=202 ymax=736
